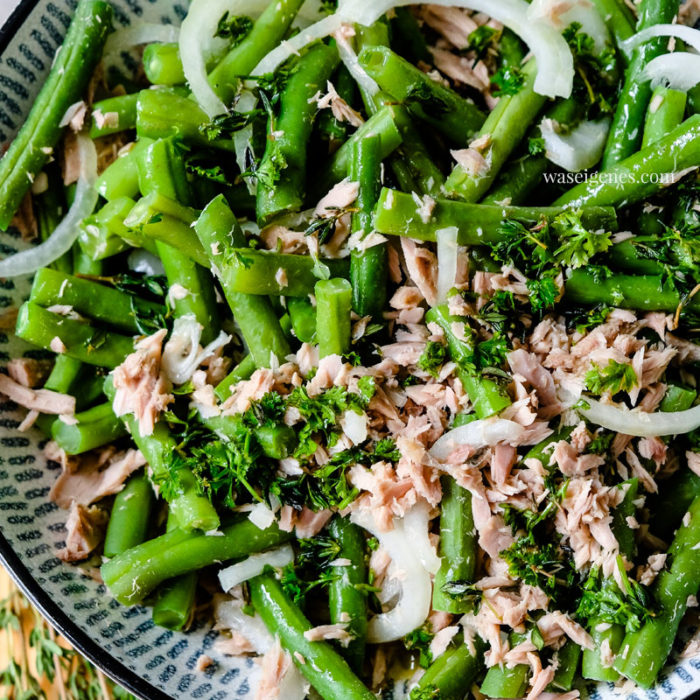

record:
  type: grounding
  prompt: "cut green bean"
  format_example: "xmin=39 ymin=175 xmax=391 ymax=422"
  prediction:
xmin=90 ymin=93 xmax=139 ymax=138
xmin=0 ymin=0 xmax=113 ymax=228
xmin=433 ymin=476 xmax=476 ymax=613
xmin=29 ymin=268 xmax=165 ymax=335
xmin=78 ymin=197 xmax=135 ymax=261
xmin=143 ymin=43 xmax=186 ymax=86
xmin=95 ymin=138 xmax=153 ymax=201
xmin=287 ymin=297 xmax=317 ymax=344
xmin=15 ymin=302 xmax=134 ymax=369
xmin=642 ymin=86 xmax=688 ymax=149
xmin=103 ymin=472 xmax=155 ymax=559
xmin=256 ymin=43 xmax=339 ymax=224
xmin=51 ymin=401 xmax=127 ymax=455
xmin=103 ymin=519 xmax=291 ymax=605
xmin=328 ymin=517 xmax=368 ymax=673
xmin=249 ymin=572 xmax=376 ymax=700
xmin=315 ymin=278 xmax=352 ymax=358
xmin=214 ymin=355 xmax=257 ymax=402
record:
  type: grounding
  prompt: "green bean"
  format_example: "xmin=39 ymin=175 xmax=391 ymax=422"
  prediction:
xmin=249 ymin=573 xmax=376 ymax=700
xmin=375 ymin=189 xmax=618 ymax=247
xmin=72 ymin=248 xmax=104 ymax=276
xmin=29 ymin=268 xmax=165 ymax=335
xmin=51 ymin=401 xmax=127 ymax=455
xmin=426 ymin=306 xmax=511 ymax=419
xmin=195 ymin=195 xmax=290 ymax=368
xmin=35 ymin=164 xmax=72 ymax=274
xmin=15 ymin=302 xmax=134 ymax=368
xmin=614 ymin=495 xmax=700 ymax=687
xmin=642 ymin=86 xmax=688 ymax=149
xmin=287 ymin=297 xmax=317 ymax=344
xmin=324 ymin=106 xmax=403 ymax=185
xmin=661 ymin=385 xmax=697 ymax=413
xmin=256 ymin=43 xmax=340 ymax=224
xmin=102 ymin=376 xmax=219 ymax=533
xmin=95 ymin=138 xmax=153 ymax=201
xmin=125 ymin=192 xmax=207 ymax=266
xmin=209 ymin=0 xmax=306 ymax=104
xmin=216 ymin=249 xmax=349 ymax=297
xmin=143 ymin=43 xmax=186 ymax=86
xmin=602 ymin=0 xmax=682 ymax=169
xmin=390 ymin=7 xmax=432 ymax=65
xmin=445 ymin=60 xmax=546 ymax=202
xmin=214 ymin=355 xmax=257 ymax=402
xmin=328 ymin=517 xmax=368 ymax=673
xmin=152 ymin=512 xmax=197 ymax=631
xmin=78 ymin=197 xmax=135 ymax=261
xmin=433 ymin=476 xmax=476 ymax=613
xmin=565 ymin=270 xmax=700 ymax=314
xmin=481 ymin=156 xmax=548 ymax=206
xmin=89 ymin=93 xmax=139 ymax=138
xmin=317 ymin=65 xmax=358 ymax=147
xmin=135 ymin=137 xmax=191 ymax=203
xmin=136 ymin=88 xmax=235 ymax=150
xmin=550 ymin=641 xmax=581 ymax=691
xmin=650 ymin=463 xmax=700 ymax=542
xmin=592 ymin=0 xmax=636 ymax=49
xmin=359 ymin=45 xmax=485 ymax=144
xmin=411 ymin=639 xmax=486 ymax=700
xmin=103 ymin=472 xmax=155 ymax=559
xmin=349 ymin=134 xmax=387 ymax=321
xmin=0 ymin=0 xmax=112 ymax=228
xmin=103 ymin=519 xmax=291 ymax=606
xmin=480 ymin=658 xmax=529 ymax=698
xmin=315 ymin=278 xmax=352 ymax=358
xmin=204 ymin=413 xmax=297 ymax=460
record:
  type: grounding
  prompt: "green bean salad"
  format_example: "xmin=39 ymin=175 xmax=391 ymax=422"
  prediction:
xmin=2 ymin=0 xmax=700 ymax=698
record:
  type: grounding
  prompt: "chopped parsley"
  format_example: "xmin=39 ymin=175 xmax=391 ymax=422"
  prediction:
xmin=215 ymin=12 xmax=253 ymax=44
xmin=417 ymin=341 xmax=447 ymax=378
xmin=585 ymin=360 xmax=638 ymax=396
xmin=403 ymin=625 xmax=434 ymax=669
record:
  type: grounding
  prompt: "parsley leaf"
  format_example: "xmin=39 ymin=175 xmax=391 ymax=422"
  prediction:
xmin=417 ymin=341 xmax=447 ymax=377
xmin=492 ymin=65 xmax=524 ymax=97
xmin=403 ymin=625 xmax=434 ymax=669
xmin=215 ymin=12 xmax=253 ymax=44
xmin=585 ymin=360 xmax=638 ymax=396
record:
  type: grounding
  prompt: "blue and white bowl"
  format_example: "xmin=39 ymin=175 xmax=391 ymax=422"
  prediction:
xmin=1 ymin=2 xmax=700 ymax=699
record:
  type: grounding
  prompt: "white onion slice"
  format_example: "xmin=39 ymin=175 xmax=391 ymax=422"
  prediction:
xmin=621 ymin=24 xmax=700 ymax=54
xmin=528 ymin=0 xmax=610 ymax=54
xmin=214 ymin=597 xmax=274 ymax=654
xmin=252 ymin=0 xmax=573 ymax=98
xmin=334 ymin=27 xmax=380 ymax=99
xmin=340 ymin=409 xmax=369 ymax=444
xmin=127 ymin=249 xmax=165 ymax=276
xmin=0 ymin=135 xmax=97 ymax=276
xmin=103 ymin=23 xmax=180 ymax=58
xmin=429 ymin=418 xmax=525 ymax=461
xmin=642 ymin=53 xmax=700 ymax=91
xmin=436 ymin=226 xmax=459 ymax=305
xmin=218 ymin=544 xmax=294 ymax=592
xmin=248 ymin=501 xmax=277 ymax=529
xmin=540 ymin=117 xmax=610 ymax=172
xmin=578 ymin=397 xmax=700 ymax=437
xmin=402 ymin=501 xmax=441 ymax=574
xmin=180 ymin=0 xmax=268 ymax=118
xmin=351 ymin=508 xmax=432 ymax=643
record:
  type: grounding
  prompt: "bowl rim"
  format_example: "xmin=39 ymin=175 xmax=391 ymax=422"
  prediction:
xmin=0 ymin=3 xmax=173 ymax=698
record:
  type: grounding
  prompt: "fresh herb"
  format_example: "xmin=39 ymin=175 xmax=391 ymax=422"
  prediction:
xmin=566 ymin=304 xmax=611 ymax=334
xmin=403 ymin=625 xmax=434 ymax=669
xmin=468 ymin=25 xmax=499 ymax=61
xmin=527 ymin=275 xmax=559 ymax=313
xmin=409 ymin=686 xmax=441 ymax=700
xmin=585 ymin=360 xmax=638 ymax=396
xmin=528 ymin=136 xmax=546 ymax=156
xmin=405 ymin=82 xmax=450 ymax=118
xmin=576 ymin=563 xmax=656 ymax=632
xmin=200 ymin=110 xmax=263 ymax=142
xmin=418 ymin=340 xmax=447 ymax=377
xmin=553 ymin=210 xmax=613 ymax=269
xmin=440 ymin=580 xmax=482 ymax=610
xmin=215 ymin=12 xmax=253 ymax=44
xmin=281 ymin=536 xmax=341 ymax=606
xmin=492 ymin=65 xmax=524 ymax=97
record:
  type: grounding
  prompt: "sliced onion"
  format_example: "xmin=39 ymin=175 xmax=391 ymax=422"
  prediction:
xmin=351 ymin=508 xmax=432 ymax=643
xmin=402 ymin=501 xmax=441 ymax=575
xmin=180 ymin=0 xmax=268 ymax=118
xmin=218 ymin=544 xmax=294 ymax=592
xmin=248 ymin=501 xmax=276 ymax=529
xmin=429 ymin=418 xmax=525 ymax=461
xmin=252 ymin=14 xmax=344 ymax=76
xmin=540 ymin=117 xmax=610 ymax=172
xmin=0 ymin=135 xmax=97 ymax=276
xmin=127 ymin=249 xmax=165 ymax=276
xmin=340 ymin=409 xmax=369 ymax=444
xmin=621 ymin=24 xmax=700 ymax=54
xmin=103 ymin=23 xmax=180 ymax=58
xmin=528 ymin=0 xmax=610 ymax=54
xmin=436 ymin=226 xmax=459 ymax=305
xmin=578 ymin=397 xmax=700 ymax=437
xmin=162 ymin=315 xmax=202 ymax=385
xmin=214 ymin=597 xmax=274 ymax=654
xmin=642 ymin=53 xmax=700 ymax=91
xmin=334 ymin=27 xmax=380 ymax=99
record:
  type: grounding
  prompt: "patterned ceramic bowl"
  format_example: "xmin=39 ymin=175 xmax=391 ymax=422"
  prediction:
xmin=1 ymin=2 xmax=700 ymax=699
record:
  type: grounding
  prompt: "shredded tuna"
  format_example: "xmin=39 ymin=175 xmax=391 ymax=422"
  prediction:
xmin=303 ymin=623 xmax=352 ymax=646
xmin=112 ymin=329 xmax=173 ymax=436
xmin=57 ymin=503 xmax=108 ymax=562
xmin=0 ymin=373 xmax=75 ymax=415
xmin=7 ymin=357 xmax=52 ymax=388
